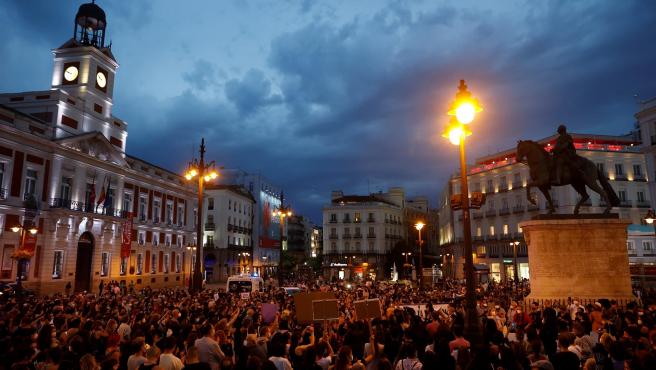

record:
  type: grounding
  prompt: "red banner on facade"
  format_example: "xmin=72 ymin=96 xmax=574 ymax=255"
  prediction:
xmin=121 ymin=214 xmax=133 ymax=258
xmin=19 ymin=232 xmax=37 ymax=258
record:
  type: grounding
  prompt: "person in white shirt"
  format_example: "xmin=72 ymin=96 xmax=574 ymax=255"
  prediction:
xmin=159 ymin=337 xmax=184 ymax=370
xmin=126 ymin=338 xmax=147 ymax=370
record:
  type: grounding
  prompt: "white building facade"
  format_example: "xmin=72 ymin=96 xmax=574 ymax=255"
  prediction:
xmin=322 ymin=187 xmax=433 ymax=280
xmin=202 ymin=185 xmax=255 ymax=282
xmin=0 ymin=2 xmax=197 ymax=294
xmin=439 ymin=133 xmax=654 ymax=283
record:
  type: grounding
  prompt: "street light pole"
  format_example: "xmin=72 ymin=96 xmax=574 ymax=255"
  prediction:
xmin=273 ymin=193 xmax=292 ymax=287
xmin=184 ymin=138 xmax=219 ymax=293
xmin=511 ymin=241 xmax=520 ymax=288
xmin=415 ymin=222 xmax=425 ymax=288
xmin=442 ymin=79 xmax=483 ymax=347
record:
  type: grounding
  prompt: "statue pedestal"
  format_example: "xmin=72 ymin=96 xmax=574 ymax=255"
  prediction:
xmin=519 ymin=217 xmax=634 ymax=305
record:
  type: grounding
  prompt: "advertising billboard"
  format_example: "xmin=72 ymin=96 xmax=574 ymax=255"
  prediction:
xmin=259 ymin=190 xmax=281 ymax=248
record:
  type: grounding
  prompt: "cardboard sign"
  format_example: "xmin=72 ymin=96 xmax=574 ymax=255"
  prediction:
xmin=262 ymin=303 xmax=278 ymax=323
xmin=312 ymin=299 xmax=339 ymax=321
xmin=294 ymin=291 xmax=336 ymax=323
xmin=354 ymin=299 xmax=382 ymax=320
xmin=240 ymin=292 xmax=250 ymax=300
xmin=19 ymin=232 xmax=38 ymax=258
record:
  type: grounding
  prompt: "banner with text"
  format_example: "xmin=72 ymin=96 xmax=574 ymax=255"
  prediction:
xmin=121 ymin=214 xmax=133 ymax=258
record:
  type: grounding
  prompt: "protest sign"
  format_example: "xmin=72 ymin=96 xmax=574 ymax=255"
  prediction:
xmin=262 ymin=303 xmax=278 ymax=323
xmin=312 ymin=299 xmax=339 ymax=321
xmin=354 ymin=299 xmax=382 ymax=320
xmin=294 ymin=291 xmax=336 ymax=323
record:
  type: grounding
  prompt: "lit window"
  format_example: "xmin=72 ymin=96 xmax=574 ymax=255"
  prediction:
xmin=163 ymin=254 xmax=170 ymax=273
xmin=101 ymin=252 xmax=110 ymax=276
xmin=489 ymin=226 xmax=495 ymax=236
xmin=136 ymin=253 xmax=143 ymax=275
xmin=52 ymin=250 xmax=64 ymax=279
xmin=120 ymin=256 xmax=128 ymax=275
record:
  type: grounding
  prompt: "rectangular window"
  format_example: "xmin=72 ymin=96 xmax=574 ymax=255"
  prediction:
xmin=101 ymin=252 xmax=110 ymax=276
xmin=153 ymin=233 xmax=159 ymax=246
xmin=643 ymin=241 xmax=653 ymax=252
xmin=503 ymin=224 xmax=509 ymax=235
xmin=615 ymin=163 xmax=624 ymax=176
xmin=165 ymin=234 xmax=171 ymax=246
xmin=163 ymin=254 xmax=170 ymax=273
xmin=177 ymin=206 xmax=184 ymax=226
xmin=619 ymin=190 xmax=626 ymax=202
xmin=476 ymin=227 xmax=481 ymax=237
xmin=153 ymin=199 xmax=161 ymax=222
xmin=166 ymin=202 xmax=173 ymax=224
xmin=487 ymin=179 xmax=493 ymax=193
xmin=627 ymin=241 xmax=635 ymax=251
xmin=24 ymin=169 xmax=38 ymax=198
xmin=123 ymin=193 xmax=132 ymax=214
xmin=60 ymin=177 xmax=72 ymax=201
xmin=208 ymin=198 xmax=214 ymax=210
xmin=176 ymin=254 xmax=181 ymax=273
xmin=489 ymin=226 xmax=495 ymax=236
xmin=138 ymin=231 xmax=145 ymax=246
xmin=596 ymin=163 xmax=605 ymax=174
xmin=52 ymin=250 xmax=64 ymax=279
xmin=139 ymin=196 xmax=147 ymax=220
xmin=638 ymin=191 xmax=645 ymax=202
xmin=120 ymin=256 xmax=128 ymax=275
xmin=513 ymin=173 xmax=521 ymax=184
xmin=136 ymin=253 xmax=143 ymax=275
xmin=500 ymin=176 xmax=506 ymax=189
xmin=634 ymin=164 xmax=642 ymax=177
xmin=151 ymin=254 xmax=157 ymax=274
xmin=206 ymin=235 xmax=213 ymax=247
xmin=354 ymin=212 xmax=361 ymax=222
xmin=0 ymin=163 xmax=5 ymax=191
xmin=330 ymin=213 xmax=337 ymax=222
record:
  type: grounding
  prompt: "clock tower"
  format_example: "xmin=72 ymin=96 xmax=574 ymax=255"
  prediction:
xmin=51 ymin=1 xmax=118 ymax=120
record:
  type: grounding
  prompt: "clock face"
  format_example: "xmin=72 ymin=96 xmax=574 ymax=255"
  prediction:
xmin=96 ymin=72 xmax=107 ymax=88
xmin=64 ymin=66 xmax=79 ymax=82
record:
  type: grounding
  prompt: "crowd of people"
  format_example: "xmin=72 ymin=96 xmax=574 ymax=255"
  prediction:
xmin=0 ymin=278 xmax=655 ymax=370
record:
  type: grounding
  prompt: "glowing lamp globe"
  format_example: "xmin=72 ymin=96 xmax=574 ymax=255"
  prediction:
xmin=455 ymin=102 xmax=476 ymax=124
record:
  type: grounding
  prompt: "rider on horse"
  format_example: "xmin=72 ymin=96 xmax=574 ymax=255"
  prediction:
xmin=553 ymin=124 xmax=576 ymax=185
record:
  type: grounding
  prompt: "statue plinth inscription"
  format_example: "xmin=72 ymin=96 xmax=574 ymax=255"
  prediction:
xmin=519 ymin=217 xmax=634 ymax=304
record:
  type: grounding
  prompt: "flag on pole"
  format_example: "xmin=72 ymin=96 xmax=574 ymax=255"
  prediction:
xmin=96 ymin=176 xmax=107 ymax=210
xmin=89 ymin=174 xmax=97 ymax=210
xmin=103 ymin=177 xmax=112 ymax=210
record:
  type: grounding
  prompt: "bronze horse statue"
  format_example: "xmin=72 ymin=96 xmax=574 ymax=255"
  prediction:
xmin=516 ymin=140 xmax=619 ymax=214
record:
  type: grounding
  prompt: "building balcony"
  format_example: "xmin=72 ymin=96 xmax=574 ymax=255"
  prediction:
xmin=367 ymin=217 xmax=376 ymax=223
xmin=619 ymin=200 xmax=632 ymax=208
xmin=512 ymin=205 xmax=525 ymax=213
xmin=343 ymin=234 xmax=352 ymax=239
xmin=153 ymin=217 xmax=160 ymax=224
xmin=485 ymin=209 xmax=497 ymax=217
xmin=614 ymin=175 xmax=628 ymax=181
xmin=527 ymin=204 xmax=540 ymax=211
xmin=367 ymin=234 xmax=376 ymax=239
xmin=473 ymin=212 xmax=483 ymax=219
xmin=343 ymin=219 xmax=351 ymax=223
xmin=498 ymin=207 xmax=510 ymax=216
xmin=637 ymin=201 xmax=651 ymax=208
xmin=205 ymin=222 xmax=215 ymax=231
xmin=329 ymin=234 xmax=338 ymax=240
xmin=329 ymin=219 xmax=337 ymax=223
xmin=633 ymin=175 xmax=646 ymax=182
xmin=354 ymin=219 xmax=361 ymax=223
xmin=473 ymin=235 xmax=484 ymax=241
xmin=512 ymin=181 xmax=523 ymax=189
xmin=498 ymin=186 xmax=509 ymax=193
xmin=138 ymin=214 xmax=147 ymax=222
xmin=204 ymin=243 xmax=216 ymax=249
xmin=49 ymin=198 xmax=131 ymax=219
xmin=353 ymin=233 xmax=363 ymax=239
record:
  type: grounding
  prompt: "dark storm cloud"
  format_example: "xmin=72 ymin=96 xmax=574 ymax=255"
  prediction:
xmin=1 ymin=0 xmax=655 ymax=222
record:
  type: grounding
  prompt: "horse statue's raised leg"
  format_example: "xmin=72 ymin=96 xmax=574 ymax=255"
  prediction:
xmin=539 ymin=185 xmax=556 ymax=214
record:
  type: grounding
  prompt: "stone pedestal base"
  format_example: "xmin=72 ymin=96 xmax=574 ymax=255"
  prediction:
xmin=519 ymin=217 xmax=634 ymax=305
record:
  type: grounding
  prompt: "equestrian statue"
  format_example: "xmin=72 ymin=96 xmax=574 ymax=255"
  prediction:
xmin=516 ymin=125 xmax=620 ymax=215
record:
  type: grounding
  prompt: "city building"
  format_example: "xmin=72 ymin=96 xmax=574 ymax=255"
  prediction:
xmin=286 ymin=215 xmax=313 ymax=261
xmin=215 ymin=169 xmax=283 ymax=279
xmin=439 ymin=132 xmax=654 ymax=283
xmin=322 ymin=187 xmax=437 ymax=280
xmin=202 ymin=185 xmax=255 ymax=282
xmin=0 ymin=2 xmax=197 ymax=294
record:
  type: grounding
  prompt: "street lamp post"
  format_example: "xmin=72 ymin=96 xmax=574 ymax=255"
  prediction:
xmin=415 ymin=222 xmax=425 ymax=288
xmin=272 ymin=193 xmax=292 ymax=287
xmin=10 ymin=222 xmax=38 ymax=292
xmin=184 ymin=138 xmax=219 ymax=293
xmin=510 ymin=241 xmax=520 ymax=288
xmin=442 ymin=79 xmax=483 ymax=347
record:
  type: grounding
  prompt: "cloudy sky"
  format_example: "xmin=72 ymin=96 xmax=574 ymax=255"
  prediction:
xmin=1 ymin=0 xmax=655 ymax=222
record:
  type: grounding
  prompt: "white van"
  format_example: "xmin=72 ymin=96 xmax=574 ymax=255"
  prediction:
xmin=226 ymin=275 xmax=264 ymax=293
